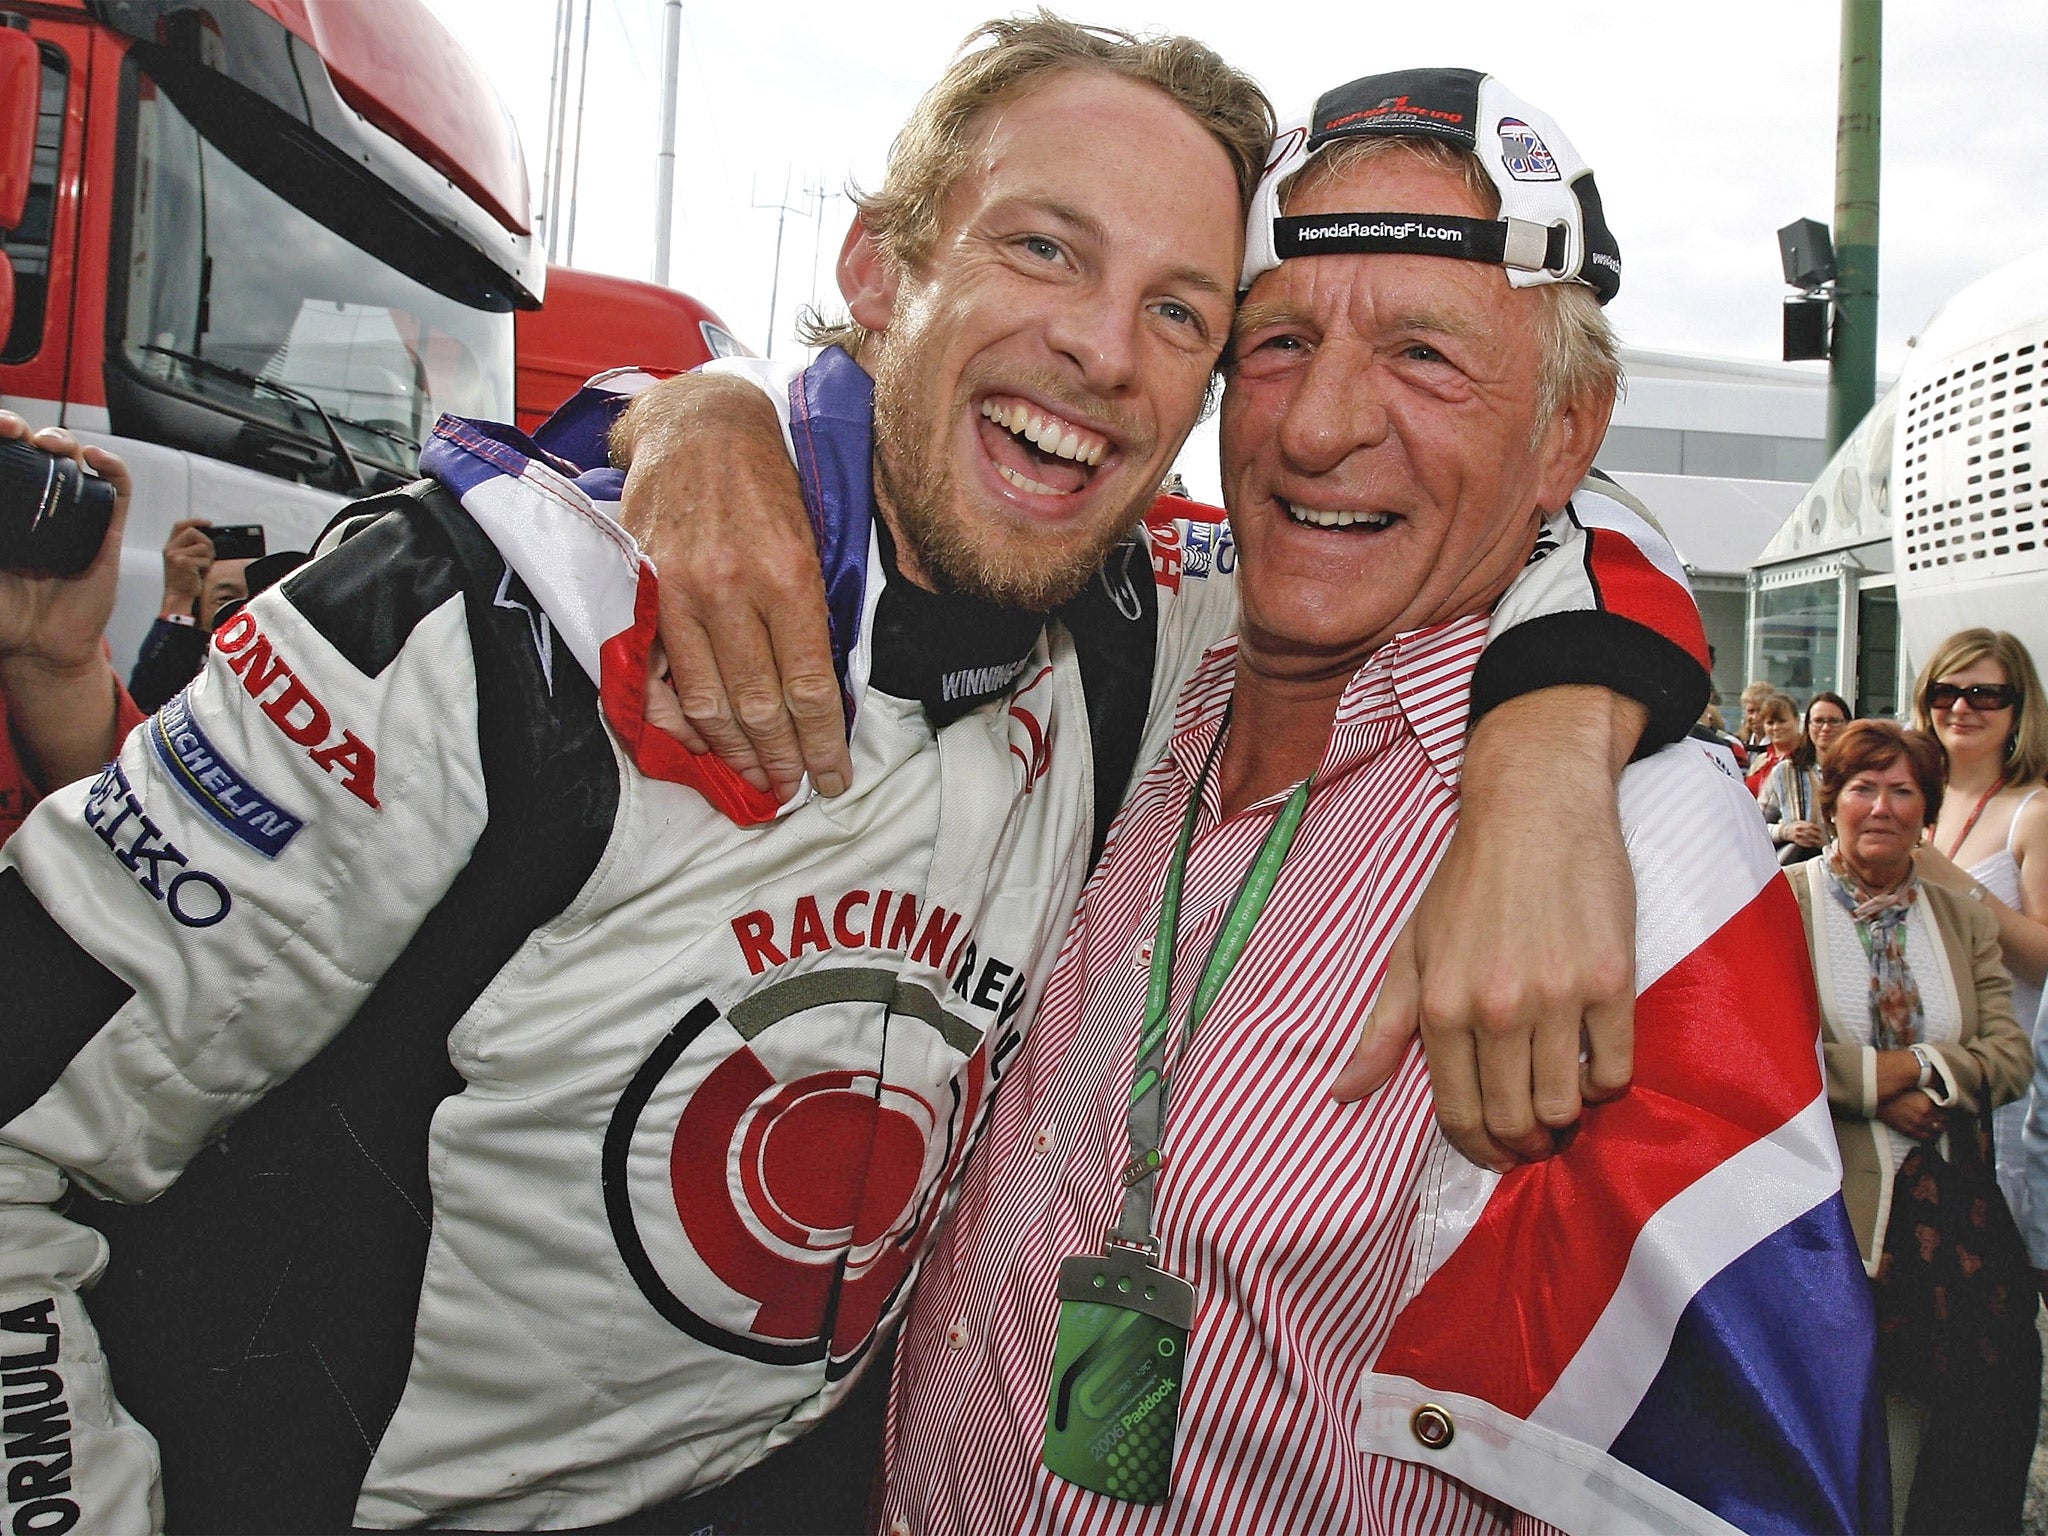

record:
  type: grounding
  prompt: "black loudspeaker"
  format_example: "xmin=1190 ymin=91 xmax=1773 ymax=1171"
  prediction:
xmin=1784 ymin=295 xmax=1831 ymax=362
xmin=1778 ymin=218 xmax=1837 ymax=291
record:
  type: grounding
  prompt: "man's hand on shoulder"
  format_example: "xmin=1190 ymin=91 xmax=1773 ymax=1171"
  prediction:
xmin=1333 ymin=686 xmax=1644 ymax=1171
xmin=613 ymin=372 xmax=849 ymax=802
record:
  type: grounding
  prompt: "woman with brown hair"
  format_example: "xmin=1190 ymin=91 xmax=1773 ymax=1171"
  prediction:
xmin=1908 ymin=629 xmax=2048 ymax=1256
xmin=1743 ymin=689 xmax=1801 ymax=798
xmin=1788 ymin=719 xmax=2034 ymax=1532
xmin=1761 ymin=690 xmax=1850 ymax=865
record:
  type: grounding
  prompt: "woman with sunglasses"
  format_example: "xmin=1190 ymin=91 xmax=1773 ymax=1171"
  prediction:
xmin=1911 ymin=629 xmax=2048 ymax=1264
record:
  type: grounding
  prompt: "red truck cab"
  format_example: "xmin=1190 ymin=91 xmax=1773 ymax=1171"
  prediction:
xmin=0 ymin=0 xmax=542 ymax=662
xmin=515 ymin=266 xmax=745 ymax=433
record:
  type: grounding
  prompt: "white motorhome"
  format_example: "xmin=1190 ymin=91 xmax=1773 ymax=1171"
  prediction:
xmin=1892 ymin=247 xmax=2048 ymax=669
xmin=1746 ymin=246 xmax=2048 ymax=714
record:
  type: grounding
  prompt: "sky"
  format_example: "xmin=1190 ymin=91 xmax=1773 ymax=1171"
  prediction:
xmin=423 ymin=0 xmax=2048 ymax=495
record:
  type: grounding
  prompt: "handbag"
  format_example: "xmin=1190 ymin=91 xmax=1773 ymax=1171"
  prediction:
xmin=1872 ymin=1100 xmax=2042 ymax=1531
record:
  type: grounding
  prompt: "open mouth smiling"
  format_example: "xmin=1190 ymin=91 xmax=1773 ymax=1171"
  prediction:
xmin=1277 ymin=496 xmax=1396 ymax=531
xmin=978 ymin=395 xmax=1112 ymax=498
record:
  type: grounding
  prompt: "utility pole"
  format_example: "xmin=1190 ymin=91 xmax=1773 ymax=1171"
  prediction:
xmin=803 ymin=179 xmax=843 ymax=356
xmin=652 ymin=0 xmax=683 ymax=285
xmin=1828 ymin=0 xmax=1881 ymax=452
xmin=562 ymin=0 xmax=594 ymax=267
xmin=753 ymin=170 xmax=809 ymax=358
xmin=541 ymin=0 xmax=572 ymax=259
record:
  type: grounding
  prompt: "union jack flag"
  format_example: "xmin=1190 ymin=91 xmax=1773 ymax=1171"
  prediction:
xmin=417 ymin=357 xmax=878 ymax=829
xmin=1360 ymin=745 xmax=1890 ymax=1534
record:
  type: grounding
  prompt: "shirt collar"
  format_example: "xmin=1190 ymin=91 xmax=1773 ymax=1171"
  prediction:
xmin=1367 ymin=612 xmax=1490 ymax=788
xmin=1166 ymin=613 xmax=1490 ymax=805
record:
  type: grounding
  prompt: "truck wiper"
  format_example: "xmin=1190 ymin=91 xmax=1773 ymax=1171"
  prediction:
xmin=141 ymin=342 xmax=275 ymax=397
xmin=318 ymin=409 xmax=420 ymax=455
xmin=145 ymin=346 xmax=419 ymax=470
xmin=139 ymin=344 xmax=367 ymax=491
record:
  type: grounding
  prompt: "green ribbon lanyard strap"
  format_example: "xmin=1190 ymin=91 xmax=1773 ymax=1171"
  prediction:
xmin=1039 ymin=707 xmax=1313 ymax=1506
xmin=1111 ymin=710 xmax=1312 ymax=1253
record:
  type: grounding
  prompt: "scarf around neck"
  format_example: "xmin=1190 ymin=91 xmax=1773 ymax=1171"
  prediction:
xmin=1822 ymin=850 xmax=1925 ymax=1051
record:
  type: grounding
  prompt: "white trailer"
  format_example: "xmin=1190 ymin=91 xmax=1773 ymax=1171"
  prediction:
xmin=1893 ymin=246 xmax=2048 ymax=668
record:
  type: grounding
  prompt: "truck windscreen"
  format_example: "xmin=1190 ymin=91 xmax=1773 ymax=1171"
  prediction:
xmin=112 ymin=61 xmax=515 ymax=489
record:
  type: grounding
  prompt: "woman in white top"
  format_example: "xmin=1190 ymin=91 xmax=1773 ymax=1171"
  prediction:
xmin=1910 ymin=629 xmax=2048 ymax=1259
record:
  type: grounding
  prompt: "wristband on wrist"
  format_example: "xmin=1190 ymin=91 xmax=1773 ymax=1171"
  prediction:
xmin=160 ymin=611 xmax=198 ymax=628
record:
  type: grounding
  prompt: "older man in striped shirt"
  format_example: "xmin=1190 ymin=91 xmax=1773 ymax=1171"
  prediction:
xmin=877 ymin=70 xmax=1882 ymax=1536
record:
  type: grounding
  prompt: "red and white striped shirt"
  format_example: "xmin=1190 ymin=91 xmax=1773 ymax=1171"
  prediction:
xmin=880 ymin=613 xmax=1557 ymax=1535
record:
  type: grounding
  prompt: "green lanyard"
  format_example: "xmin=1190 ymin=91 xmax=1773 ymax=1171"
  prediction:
xmin=1110 ymin=712 xmax=1312 ymax=1251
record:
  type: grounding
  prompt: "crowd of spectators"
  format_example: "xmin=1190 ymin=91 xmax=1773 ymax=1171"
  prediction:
xmin=1909 ymin=631 xmax=2048 ymax=1262
xmin=1733 ymin=635 xmax=2048 ymax=1530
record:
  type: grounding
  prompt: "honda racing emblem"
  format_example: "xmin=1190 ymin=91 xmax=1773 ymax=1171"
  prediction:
xmin=603 ymin=967 xmax=990 ymax=1374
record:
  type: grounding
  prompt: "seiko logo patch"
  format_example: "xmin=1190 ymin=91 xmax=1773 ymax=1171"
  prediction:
xmin=149 ymin=694 xmax=305 ymax=858
xmin=603 ymin=968 xmax=1010 ymax=1375
xmin=83 ymin=762 xmax=233 ymax=928
xmin=1497 ymin=117 xmax=1560 ymax=181
xmin=211 ymin=610 xmax=380 ymax=808
xmin=2 ymin=1298 xmax=79 ymax=1536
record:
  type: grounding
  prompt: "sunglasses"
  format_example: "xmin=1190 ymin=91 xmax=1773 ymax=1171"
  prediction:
xmin=1925 ymin=683 xmax=2020 ymax=712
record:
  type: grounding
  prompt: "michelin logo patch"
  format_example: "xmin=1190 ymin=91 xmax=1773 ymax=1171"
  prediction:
xmin=149 ymin=693 xmax=305 ymax=857
xmin=1182 ymin=520 xmax=1236 ymax=580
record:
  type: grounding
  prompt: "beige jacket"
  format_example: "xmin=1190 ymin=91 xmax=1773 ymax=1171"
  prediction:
xmin=1791 ymin=859 xmax=2031 ymax=1273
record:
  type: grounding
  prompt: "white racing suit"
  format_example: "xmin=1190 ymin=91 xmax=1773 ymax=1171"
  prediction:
xmin=0 ymin=352 xmax=1708 ymax=1531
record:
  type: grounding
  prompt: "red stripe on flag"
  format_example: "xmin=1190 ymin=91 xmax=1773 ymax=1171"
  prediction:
xmin=1374 ymin=876 xmax=1820 ymax=1416
xmin=1586 ymin=527 xmax=1711 ymax=672
xmin=597 ymin=567 xmax=783 ymax=826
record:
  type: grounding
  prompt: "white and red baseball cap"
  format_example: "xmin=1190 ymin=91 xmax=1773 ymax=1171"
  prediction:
xmin=1240 ymin=67 xmax=1621 ymax=304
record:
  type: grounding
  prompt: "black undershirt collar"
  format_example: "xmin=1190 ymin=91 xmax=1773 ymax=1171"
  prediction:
xmin=866 ymin=515 xmax=1046 ymax=727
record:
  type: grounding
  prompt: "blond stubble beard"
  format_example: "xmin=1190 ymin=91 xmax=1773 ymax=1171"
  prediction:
xmin=865 ymin=343 xmax=1152 ymax=614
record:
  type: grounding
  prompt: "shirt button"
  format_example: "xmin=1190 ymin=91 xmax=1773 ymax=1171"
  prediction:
xmin=890 ymin=1520 xmax=911 ymax=1536
xmin=1034 ymin=1127 xmax=1054 ymax=1153
xmin=946 ymin=1320 xmax=968 ymax=1349
xmin=1411 ymin=1403 xmax=1456 ymax=1451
